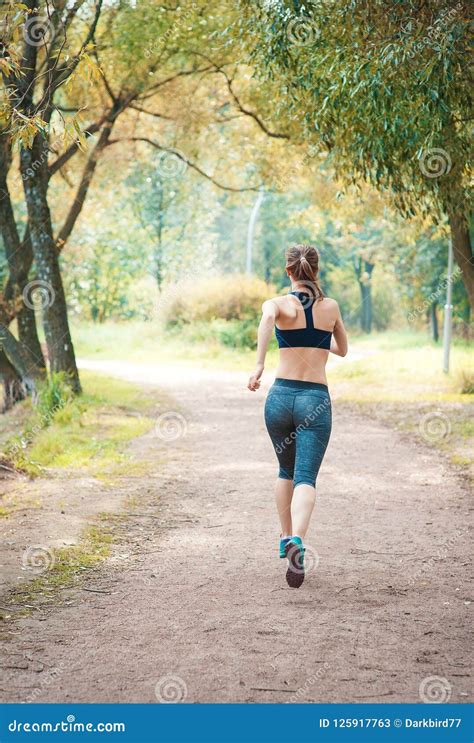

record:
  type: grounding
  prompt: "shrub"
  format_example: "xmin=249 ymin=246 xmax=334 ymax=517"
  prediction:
xmin=158 ymin=275 xmax=276 ymax=327
xmin=456 ymin=369 xmax=474 ymax=395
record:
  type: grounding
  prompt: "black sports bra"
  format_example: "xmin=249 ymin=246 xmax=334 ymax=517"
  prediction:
xmin=275 ymin=291 xmax=333 ymax=350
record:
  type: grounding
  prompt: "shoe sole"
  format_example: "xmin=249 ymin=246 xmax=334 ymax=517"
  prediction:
xmin=285 ymin=543 xmax=305 ymax=588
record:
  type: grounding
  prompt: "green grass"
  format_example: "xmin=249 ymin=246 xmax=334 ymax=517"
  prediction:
xmin=73 ymin=319 xmax=268 ymax=370
xmin=3 ymin=521 xmax=115 ymax=620
xmin=330 ymin=336 xmax=473 ymax=402
xmin=4 ymin=371 xmax=162 ymax=477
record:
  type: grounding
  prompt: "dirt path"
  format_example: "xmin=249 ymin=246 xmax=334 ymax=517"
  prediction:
xmin=0 ymin=362 xmax=472 ymax=703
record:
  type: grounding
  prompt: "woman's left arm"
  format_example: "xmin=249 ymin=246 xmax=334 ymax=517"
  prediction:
xmin=248 ymin=300 xmax=278 ymax=391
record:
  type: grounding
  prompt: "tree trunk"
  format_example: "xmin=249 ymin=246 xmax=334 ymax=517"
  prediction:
xmin=0 ymin=349 xmax=26 ymax=412
xmin=0 ymin=322 xmax=37 ymax=398
xmin=449 ymin=212 xmax=473 ymax=311
xmin=430 ymin=302 xmax=439 ymax=342
xmin=20 ymin=141 xmax=81 ymax=393
xmin=0 ymin=148 xmax=45 ymax=377
xmin=358 ymin=281 xmax=372 ymax=333
xmin=355 ymin=258 xmax=374 ymax=333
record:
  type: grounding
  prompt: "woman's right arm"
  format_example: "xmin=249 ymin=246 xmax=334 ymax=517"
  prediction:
xmin=248 ymin=299 xmax=279 ymax=391
xmin=330 ymin=303 xmax=348 ymax=357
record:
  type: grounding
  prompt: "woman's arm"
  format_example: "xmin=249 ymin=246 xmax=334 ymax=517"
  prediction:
xmin=330 ymin=304 xmax=348 ymax=357
xmin=248 ymin=300 xmax=278 ymax=391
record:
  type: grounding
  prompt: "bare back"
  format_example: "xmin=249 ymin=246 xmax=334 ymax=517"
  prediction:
xmin=273 ymin=294 xmax=341 ymax=384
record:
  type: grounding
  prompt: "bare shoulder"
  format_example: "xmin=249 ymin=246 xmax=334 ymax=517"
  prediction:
xmin=319 ymin=296 xmax=339 ymax=312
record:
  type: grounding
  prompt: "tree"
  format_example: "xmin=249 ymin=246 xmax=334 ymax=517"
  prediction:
xmin=1 ymin=0 xmax=270 ymax=401
xmin=243 ymin=0 xmax=473 ymax=308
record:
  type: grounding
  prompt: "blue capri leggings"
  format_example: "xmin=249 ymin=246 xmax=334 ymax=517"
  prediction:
xmin=264 ymin=378 xmax=332 ymax=488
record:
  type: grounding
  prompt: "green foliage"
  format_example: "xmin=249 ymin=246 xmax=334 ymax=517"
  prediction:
xmin=63 ymin=228 xmax=154 ymax=322
xmin=35 ymin=372 xmax=74 ymax=422
xmin=243 ymin=0 xmax=471 ymax=222
xmin=180 ymin=318 xmax=259 ymax=349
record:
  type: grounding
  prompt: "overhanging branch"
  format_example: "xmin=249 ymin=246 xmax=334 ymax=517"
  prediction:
xmin=106 ymin=136 xmax=262 ymax=192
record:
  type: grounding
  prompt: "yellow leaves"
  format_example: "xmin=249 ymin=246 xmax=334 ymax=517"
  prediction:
xmin=0 ymin=58 xmax=14 ymax=75
xmin=63 ymin=49 xmax=102 ymax=97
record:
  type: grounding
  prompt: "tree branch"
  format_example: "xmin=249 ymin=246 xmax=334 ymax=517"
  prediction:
xmin=106 ymin=137 xmax=262 ymax=192
xmin=56 ymin=119 xmax=115 ymax=249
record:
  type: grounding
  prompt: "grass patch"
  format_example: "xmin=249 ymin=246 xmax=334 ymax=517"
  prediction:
xmin=330 ymin=335 xmax=473 ymax=403
xmin=3 ymin=370 xmax=162 ymax=477
xmin=2 ymin=521 xmax=115 ymax=620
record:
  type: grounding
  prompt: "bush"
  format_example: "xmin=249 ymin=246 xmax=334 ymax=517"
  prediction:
xmin=35 ymin=372 xmax=74 ymax=421
xmin=456 ymin=369 xmax=474 ymax=395
xmin=158 ymin=275 xmax=276 ymax=327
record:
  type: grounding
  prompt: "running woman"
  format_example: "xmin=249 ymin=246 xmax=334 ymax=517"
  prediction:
xmin=248 ymin=244 xmax=348 ymax=588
